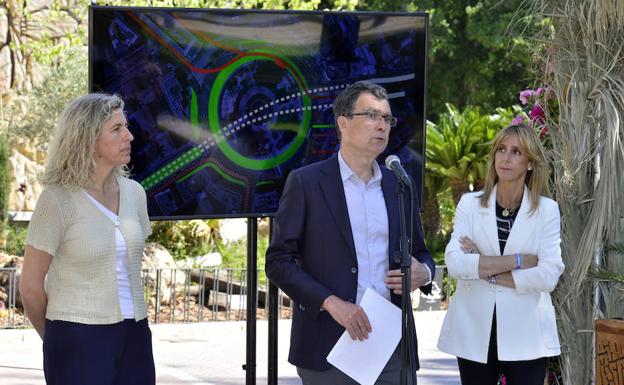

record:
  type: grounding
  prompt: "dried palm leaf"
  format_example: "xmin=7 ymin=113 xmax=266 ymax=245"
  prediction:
xmin=522 ymin=1 xmax=624 ymax=384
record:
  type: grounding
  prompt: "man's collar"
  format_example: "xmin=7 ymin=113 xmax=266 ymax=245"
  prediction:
xmin=338 ymin=150 xmax=381 ymax=184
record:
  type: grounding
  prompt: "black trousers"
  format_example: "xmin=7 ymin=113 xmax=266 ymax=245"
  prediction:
xmin=457 ymin=313 xmax=548 ymax=385
xmin=43 ymin=318 xmax=155 ymax=385
xmin=297 ymin=344 xmax=416 ymax=385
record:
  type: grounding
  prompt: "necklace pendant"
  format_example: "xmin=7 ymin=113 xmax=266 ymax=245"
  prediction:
xmin=502 ymin=208 xmax=510 ymax=217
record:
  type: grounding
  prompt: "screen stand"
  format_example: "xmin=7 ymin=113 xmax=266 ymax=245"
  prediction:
xmin=244 ymin=218 xmax=258 ymax=385
xmin=267 ymin=218 xmax=279 ymax=385
xmin=395 ymin=181 xmax=417 ymax=385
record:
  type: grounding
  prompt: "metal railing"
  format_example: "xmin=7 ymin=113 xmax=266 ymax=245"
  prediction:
xmin=0 ymin=267 xmax=18 ymax=328
xmin=142 ymin=267 xmax=292 ymax=323
xmin=0 ymin=266 xmax=454 ymax=329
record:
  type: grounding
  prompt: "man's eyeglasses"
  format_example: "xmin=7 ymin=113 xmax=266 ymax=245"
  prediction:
xmin=346 ymin=111 xmax=398 ymax=127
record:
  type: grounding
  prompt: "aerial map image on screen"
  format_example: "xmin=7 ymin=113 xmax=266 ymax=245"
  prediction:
xmin=90 ymin=7 xmax=427 ymax=218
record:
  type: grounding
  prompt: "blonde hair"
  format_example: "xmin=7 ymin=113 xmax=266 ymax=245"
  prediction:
xmin=43 ymin=93 xmax=129 ymax=188
xmin=480 ymin=124 xmax=551 ymax=214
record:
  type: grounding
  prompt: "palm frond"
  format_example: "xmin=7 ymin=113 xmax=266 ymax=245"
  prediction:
xmin=524 ymin=1 xmax=624 ymax=384
xmin=588 ymin=269 xmax=624 ymax=285
xmin=605 ymin=243 xmax=624 ymax=255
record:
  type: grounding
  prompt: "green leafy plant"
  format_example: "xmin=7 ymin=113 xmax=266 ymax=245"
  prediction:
xmin=424 ymin=231 xmax=450 ymax=266
xmin=146 ymin=218 xmax=271 ymax=284
xmin=147 ymin=219 xmax=220 ymax=261
xmin=405 ymin=0 xmax=540 ymax=119
xmin=590 ymin=243 xmax=624 ymax=320
xmin=3 ymin=222 xmax=28 ymax=256
xmin=589 ymin=243 xmax=624 ymax=285
xmin=3 ymin=47 xmax=88 ymax=149
xmin=426 ymin=103 xmax=513 ymax=203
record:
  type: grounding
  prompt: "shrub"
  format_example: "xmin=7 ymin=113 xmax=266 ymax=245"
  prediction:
xmin=147 ymin=219 xmax=220 ymax=261
xmin=4 ymin=222 xmax=28 ymax=256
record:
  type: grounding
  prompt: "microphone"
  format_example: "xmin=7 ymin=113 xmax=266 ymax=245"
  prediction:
xmin=385 ymin=155 xmax=412 ymax=186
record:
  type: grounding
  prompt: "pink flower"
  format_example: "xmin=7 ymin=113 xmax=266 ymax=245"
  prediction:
xmin=535 ymin=87 xmax=544 ymax=98
xmin=511 ymin=114 xmax=526 ymax=125
xmin=529 ymin=103 xmax=545 ymax=124
xmin=519 ymin=89 xmax=534 ymax=105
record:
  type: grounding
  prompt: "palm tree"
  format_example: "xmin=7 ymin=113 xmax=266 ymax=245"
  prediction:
xmin=526 ymin=1 xmax=624 ymax=384
xmin=422 ymin=171 xmax=447 ymax=239
xmin=425 ymin=104 xmax=510 ymax=204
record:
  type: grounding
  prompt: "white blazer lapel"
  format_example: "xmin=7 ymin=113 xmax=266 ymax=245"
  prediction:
xmin=502 ymin=186 xmax=533 ymax=255
xmin=479 ymin=185 xmax=501 ymax=256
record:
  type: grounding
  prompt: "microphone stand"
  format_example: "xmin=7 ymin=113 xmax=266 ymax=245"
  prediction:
xmin=395 ymin=178 xmax=417 ymax=385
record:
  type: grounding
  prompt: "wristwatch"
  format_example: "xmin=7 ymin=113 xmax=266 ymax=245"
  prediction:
xmin=487 ymin=275 xmax=497 ymax=285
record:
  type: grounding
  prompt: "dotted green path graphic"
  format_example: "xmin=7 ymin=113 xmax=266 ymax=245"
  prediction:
xmin=142 ymin=147 xmax=203 ymax=190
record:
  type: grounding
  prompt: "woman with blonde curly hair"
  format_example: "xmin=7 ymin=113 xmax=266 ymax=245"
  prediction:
xmin=437 ymin=123 xmax=564 ymax=385
xmin=20 ymin=93 xmax=155 ymax=385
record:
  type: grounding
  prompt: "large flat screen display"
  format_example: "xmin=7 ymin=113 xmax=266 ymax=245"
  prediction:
xmin=90 ymin=6 xmax=428 ymax=219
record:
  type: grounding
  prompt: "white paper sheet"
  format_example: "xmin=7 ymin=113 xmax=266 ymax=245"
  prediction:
xmin=326 ymin=288 xmax=402 ymax=385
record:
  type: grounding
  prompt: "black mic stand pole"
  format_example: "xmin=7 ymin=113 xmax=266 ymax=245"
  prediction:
xmin=395 ymin=179 xmax=417 ymax=385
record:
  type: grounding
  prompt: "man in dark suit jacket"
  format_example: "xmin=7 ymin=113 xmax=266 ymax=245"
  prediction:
xmin=265 ymin=81 xmax=435 ymax=385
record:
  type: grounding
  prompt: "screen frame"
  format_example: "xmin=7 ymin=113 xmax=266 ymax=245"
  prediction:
xmin=89 ymin=5 xmax=429 ymax=220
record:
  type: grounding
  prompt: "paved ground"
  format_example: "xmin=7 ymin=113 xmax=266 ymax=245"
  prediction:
xmin=0 ymin=310 xmax=459 ymax=385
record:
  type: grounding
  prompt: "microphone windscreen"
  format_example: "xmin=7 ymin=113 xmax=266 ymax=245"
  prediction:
xmin=385 ymin=155 xmax=400 ymax=169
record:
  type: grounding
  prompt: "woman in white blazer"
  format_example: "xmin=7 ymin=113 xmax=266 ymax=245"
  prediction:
xmin=437 ymin=123 xmax=564 ymax=385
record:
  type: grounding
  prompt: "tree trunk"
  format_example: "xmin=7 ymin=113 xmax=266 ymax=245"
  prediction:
xmin=422 ymin=194 xmax=441 ymax=239
xmin=449 ymin=179 xmax=469 ymax=205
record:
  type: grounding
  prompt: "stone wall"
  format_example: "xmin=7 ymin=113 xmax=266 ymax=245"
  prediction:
xmin=9 ymin=143 xmax=45 ymax=212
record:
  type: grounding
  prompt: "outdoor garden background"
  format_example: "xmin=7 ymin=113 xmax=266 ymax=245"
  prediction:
xmin=1 ymin=1 xmax=623 ymax=385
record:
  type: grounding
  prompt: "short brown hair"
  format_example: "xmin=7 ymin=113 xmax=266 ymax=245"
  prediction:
xmin=332 ymin=81 xmax=388 ymax=141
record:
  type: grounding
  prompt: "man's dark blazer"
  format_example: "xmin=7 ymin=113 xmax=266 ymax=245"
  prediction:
xmin=265 ymin=154 xmax=435 ymax=371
